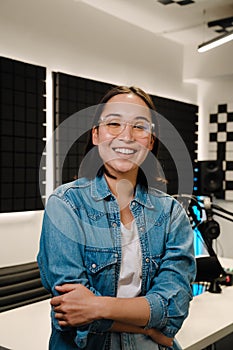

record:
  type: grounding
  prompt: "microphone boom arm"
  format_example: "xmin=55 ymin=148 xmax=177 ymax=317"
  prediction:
xmin=212 ymin=211 xmax=233 ymax=223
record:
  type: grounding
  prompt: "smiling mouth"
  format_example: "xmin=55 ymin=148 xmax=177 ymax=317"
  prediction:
xmin=113 ymin=147 xmax=137 ymax=155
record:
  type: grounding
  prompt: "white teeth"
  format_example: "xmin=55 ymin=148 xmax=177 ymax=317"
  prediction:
xmin=114 ymin=148 xmax=135 ymax=154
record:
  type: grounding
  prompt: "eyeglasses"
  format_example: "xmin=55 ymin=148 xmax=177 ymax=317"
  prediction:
xmin=98 ymin=118 xmax=155 ymax=139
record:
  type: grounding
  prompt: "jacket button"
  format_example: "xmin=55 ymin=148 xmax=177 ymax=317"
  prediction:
xmin=92 ymin=263 xmax=97 ymax=269
xmin=112 ymin=222 xmax=117 ymax=228
xmin=146 ymin=258 xmax=150 ymax=263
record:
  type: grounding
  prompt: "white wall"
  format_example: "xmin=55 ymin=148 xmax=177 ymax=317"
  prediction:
xmin=0 ymin=211 xmax=44 ymax=267
xmin=183 ymin=42 xmax=233 ymax=82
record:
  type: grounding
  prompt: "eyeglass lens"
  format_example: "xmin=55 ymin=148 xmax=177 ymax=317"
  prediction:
xmin=100 ymin=119 xmax=152 ymax=138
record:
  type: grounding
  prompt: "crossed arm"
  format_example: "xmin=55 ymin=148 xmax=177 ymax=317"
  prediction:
xmin=50 ymin=283 xmax=173 ymax=347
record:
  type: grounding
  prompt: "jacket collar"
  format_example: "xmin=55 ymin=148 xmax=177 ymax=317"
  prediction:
xmin=91 ymin=174 xmax=113 ymax=201
xmin=91 ymin=173 xmax=154 ymax=208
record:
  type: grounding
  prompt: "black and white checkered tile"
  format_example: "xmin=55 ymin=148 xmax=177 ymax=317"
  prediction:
xmin=158 ymin=0 xmax=194 ymax=5
xmin=208 ymin=103 xmax=233 ymax=200
xmin=208 ymin=16 xmax=233 ymax=34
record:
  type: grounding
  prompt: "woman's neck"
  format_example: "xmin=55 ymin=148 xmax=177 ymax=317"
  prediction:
xmin=103 ymin=168 xmax=137 ymax=199
xmin=104 ymin=168 xmax=137 ymax=227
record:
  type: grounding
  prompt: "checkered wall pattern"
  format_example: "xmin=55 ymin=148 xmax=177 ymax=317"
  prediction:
xmin=158 ymin=0 xmax=194 ymax=5
xmin=208 ymin=103 xmax=233 ymax=200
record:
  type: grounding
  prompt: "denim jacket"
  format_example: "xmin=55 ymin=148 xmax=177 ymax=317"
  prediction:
xmin=37 ymin=174 xmax=196 ymax=350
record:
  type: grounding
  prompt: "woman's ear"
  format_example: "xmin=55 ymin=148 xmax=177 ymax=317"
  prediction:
xmin=92 ymin=127 xmax=99 ymax=146
xmin=149 ymin=134 xmax=155 ymax=151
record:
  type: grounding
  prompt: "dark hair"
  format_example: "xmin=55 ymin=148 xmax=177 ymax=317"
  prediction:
xmin=79 ymin=85 xmax=166 ymax=190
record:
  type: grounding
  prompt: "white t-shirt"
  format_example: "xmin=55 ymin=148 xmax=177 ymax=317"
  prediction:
xmin=117 ymin=220 xmax=142 ymax=298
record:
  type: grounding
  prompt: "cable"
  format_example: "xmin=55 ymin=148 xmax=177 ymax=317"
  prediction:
xmin=212 ymin=204 xmax=233 ymax=216
xmin=212 ymin=211 xmax=233 ymax=223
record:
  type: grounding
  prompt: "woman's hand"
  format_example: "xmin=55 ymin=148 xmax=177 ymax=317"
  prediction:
xmin=50 ymin=284 xmax=100 ymax=327
xmin=51 ymin=284 xmax=173 ymax=347
xmin=110 ymin=322 xmax=173 ymax=347
xmin=146 ymin=328 xmax=173 ymax=347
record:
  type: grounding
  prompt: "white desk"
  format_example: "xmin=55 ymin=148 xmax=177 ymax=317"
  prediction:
xmin=176 ymin=285 xmax=233 ymax=350
xmin=0 ymin=300 xmax=51 ymax=350
xmin=1 ymin=258 xmax=233 ymax=350
xmin=176 ymin=257 xmax=233 ymax=350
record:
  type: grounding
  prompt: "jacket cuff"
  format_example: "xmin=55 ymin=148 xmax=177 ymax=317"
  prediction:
xmin=89 ymin=319 xmax=113 ymax=333
xmin=74 ymin=320 xmax=113 ymax=348
xmin=143 ymin=294 xmax=167 ymax=330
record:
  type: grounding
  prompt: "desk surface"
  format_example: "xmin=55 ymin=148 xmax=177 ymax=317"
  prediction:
xmin=1 ymin=258 xmax=233 ymax=350
xmin=0 ymin=300 xmax=51 ymax=350
xmin=176 ymin=285 xmax=233 ymax=350
xmin=176 ymin=257 xmax=233 ymax=350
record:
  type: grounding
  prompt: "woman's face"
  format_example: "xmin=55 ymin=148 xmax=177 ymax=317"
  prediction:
xmin=92 ymin=93 xmax=155 ymax=177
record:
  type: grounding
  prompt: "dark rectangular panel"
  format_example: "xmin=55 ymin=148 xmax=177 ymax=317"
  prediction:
xmin=0 ymin=56 xmax=46 ymax=212
xmin=53 ymin=73 xmax=198 ymax=195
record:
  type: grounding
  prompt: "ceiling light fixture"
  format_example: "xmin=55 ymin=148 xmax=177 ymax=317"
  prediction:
xmin=198 ymin=30 xmax=233 ymax=53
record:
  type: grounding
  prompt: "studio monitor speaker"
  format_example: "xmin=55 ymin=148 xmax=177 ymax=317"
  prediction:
xmin=198 ymin=160 xmax=224 ymax=198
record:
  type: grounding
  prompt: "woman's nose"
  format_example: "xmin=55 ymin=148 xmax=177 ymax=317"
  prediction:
xmin=118 ymin=123 xmax=134 ymax=141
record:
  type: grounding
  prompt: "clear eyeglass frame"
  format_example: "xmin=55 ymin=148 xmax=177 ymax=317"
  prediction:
xmin=98 ymin=118 xmax=155 ymax=138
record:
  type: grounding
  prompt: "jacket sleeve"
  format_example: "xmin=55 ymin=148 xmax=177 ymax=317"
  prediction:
xmin=144 ymin=200 xmax=196 ymax=338
xmin=37 ymin=194 xmax=113 ymax=347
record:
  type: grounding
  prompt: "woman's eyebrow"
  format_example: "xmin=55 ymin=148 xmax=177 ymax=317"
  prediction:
xmin=134 ymin=116 xmax=151 ymax=122
xmin=102 ymin=113 xmax=122 ymax=119
xmin=102 ymin=114 xmax=150 ymax=122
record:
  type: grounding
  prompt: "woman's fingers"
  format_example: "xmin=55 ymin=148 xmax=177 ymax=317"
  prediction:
xmin=54 ymin=312 xmax=65 ymax=320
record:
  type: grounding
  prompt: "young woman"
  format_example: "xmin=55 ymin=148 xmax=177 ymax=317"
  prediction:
xmin=37 ymin=86 xmax=196 ymax=350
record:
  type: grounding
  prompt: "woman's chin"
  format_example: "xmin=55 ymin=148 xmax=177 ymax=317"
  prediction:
xmin=105 ymin=160 xmax=138 ymax=175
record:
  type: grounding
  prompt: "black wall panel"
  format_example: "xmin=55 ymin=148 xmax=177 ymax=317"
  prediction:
xmin=152 ymin=95 xmax=198 ymax=194
xmin=53 ymin=73 xmax=113 ymax=188
xmin=0 ymin=57 xmax=46 ymax=213
xmin=53 ymin=73 xmax=198 ymax=195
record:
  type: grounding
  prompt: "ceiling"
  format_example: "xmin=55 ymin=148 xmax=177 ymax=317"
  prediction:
xmin=1 ymin=0 xmax=233 ymax=52
xmin=78 ymin=0 xmax=233 ymax=48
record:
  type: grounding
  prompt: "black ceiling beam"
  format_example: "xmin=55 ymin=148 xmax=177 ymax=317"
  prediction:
xmin=208 ymin=16 xmax=233 ymax=30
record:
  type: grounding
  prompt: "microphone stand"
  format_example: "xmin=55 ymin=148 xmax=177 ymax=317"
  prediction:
xmin=183 ymin=195 xmax=233 ymax=293
xmin=197 ymin=197 xmax=233 ymax=292
xmin=212 ymin=204 xmax=233 ymax=223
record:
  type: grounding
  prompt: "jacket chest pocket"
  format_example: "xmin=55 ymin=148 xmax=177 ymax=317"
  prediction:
xmin=84 ymin=247 xmax=118 ymax=296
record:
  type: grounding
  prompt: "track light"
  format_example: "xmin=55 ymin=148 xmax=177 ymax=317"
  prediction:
xmin=198 ymin=30 xmax=233 ymax=53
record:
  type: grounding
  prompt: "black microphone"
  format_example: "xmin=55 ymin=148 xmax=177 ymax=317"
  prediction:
xmin=199 ymin=197 xmax=220 ymax=245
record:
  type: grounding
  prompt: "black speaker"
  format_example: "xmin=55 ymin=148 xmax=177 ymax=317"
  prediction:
xmin=197 ymin=160 xmax=224 ymax=198
xmin=195 ymin=256 xmax=224 ymax=282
